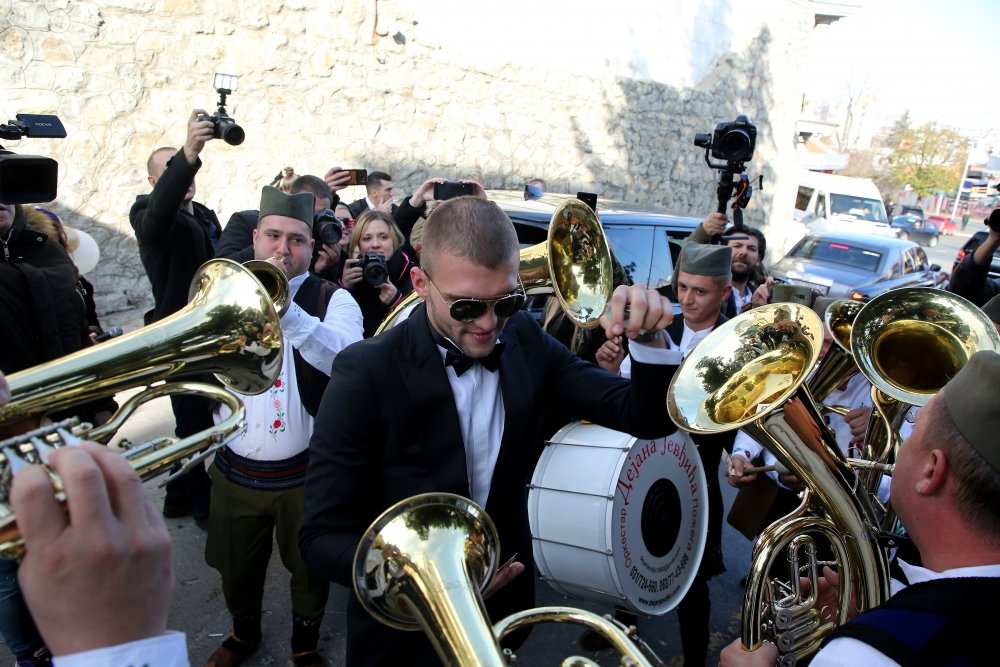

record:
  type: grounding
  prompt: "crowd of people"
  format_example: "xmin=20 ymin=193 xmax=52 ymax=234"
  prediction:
xmin=2 ymin=109 xmax=1000 ymax=667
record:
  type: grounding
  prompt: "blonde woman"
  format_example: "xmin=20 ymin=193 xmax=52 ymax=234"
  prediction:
xmin=341 ymin=210 xmax=416 ymax=336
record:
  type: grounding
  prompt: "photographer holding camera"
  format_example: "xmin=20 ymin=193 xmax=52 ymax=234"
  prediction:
xmin=341 ymin=209 xmax=416 ymax=337
xmin=129 ymin=109 xmax=223 ymax=526
xmin=948 ymin=208 xmax=1000 ymax=308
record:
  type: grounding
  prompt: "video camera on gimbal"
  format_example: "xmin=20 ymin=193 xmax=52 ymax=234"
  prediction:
xmin=693 ymin=114 xmax=759 ymax=234
xmin=0 ymin=114 xmax=67 ymax=204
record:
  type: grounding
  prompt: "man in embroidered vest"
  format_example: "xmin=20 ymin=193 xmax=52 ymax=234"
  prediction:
xmin=204 ymin=186 xmax=363 ymax=667
xmin=720 ymin=350 xmax=1000 ymax=667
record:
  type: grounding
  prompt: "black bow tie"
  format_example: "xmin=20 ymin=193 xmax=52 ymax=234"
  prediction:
xmin=443 ymin=341 xmax=505 ymax=376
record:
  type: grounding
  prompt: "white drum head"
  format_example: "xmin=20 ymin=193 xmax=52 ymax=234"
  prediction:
xmin=529 ymin=422 xmax=708 ymax=615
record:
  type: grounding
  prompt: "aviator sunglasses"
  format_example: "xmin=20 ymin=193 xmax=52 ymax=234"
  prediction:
xmin=424 ymin=272 xmax=526 ymax=322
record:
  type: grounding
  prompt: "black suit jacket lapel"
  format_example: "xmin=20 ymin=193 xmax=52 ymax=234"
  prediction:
xmin=396 ymin=305 xmax=470 ymax=494
xmin=489 ymin=318 xmax=534 ymax=509
xmin=666 ymin=315 xmax=685 ymax=348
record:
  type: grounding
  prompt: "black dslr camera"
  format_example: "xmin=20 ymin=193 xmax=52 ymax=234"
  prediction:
xmin=0 ymin=113 xmax=67 ymax=204
xmin=313 ymin=208 xmax=344 ymax=245
xmin=693 ymin=114 xmax=759 ymax=233
xmin=359 ymin=252 xmax=388 ymax=286
xmin=201 ymin=73 xmax=244 ymax=146
xmin=694 ymin=114 xmax=757 ymax=164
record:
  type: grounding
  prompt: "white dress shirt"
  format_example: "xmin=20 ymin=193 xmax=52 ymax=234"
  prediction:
xmin=216 ymin=272 xmax=364 ymax=460
xmin=54 ymin=632 xmax=188 ymax=667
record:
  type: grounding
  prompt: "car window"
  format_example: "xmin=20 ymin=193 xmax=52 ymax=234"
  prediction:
xmin=816 ymin=192 xmax=827 ymax=219
xmin=511 ymin=220 xmax=547 ymax=247
xmin=790 ymin=237 xmax=883 ymax=272
xmin=884 ymin=255 xmax=902 ymax=280
xmin=902 ymin=249 xmax=916 ymax=274
xmin=829 ymin=194 xmax=888 ymax=223
xmin=604 ymin=226 xmax=654 ymax=287
xmin=795 ymin=186 xmax=814 ymax=212
xmin=912 ymin=247 xmax=929 ymax=271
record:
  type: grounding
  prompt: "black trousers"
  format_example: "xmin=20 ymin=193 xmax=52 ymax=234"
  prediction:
xmin=165 ymin=394 xmax=214 ymax=518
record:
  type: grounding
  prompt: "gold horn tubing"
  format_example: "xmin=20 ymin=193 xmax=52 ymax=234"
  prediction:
xmin=851 ymin=287 xmax=1000 ymax=408
xmin=494 ymin=606 xmax=661 ymax=666
xmin=0 ymin=382 xmax=246 ymax=559
xmin=354 ymin=493 xmax=664 ymax=667
xmin=545 ymin=198 xmax=614 ymax=329
xmin=666 ymin=303 xmax=890 ymax=663
xmin=808 ymin=299 xmax=863 ymax=403
xmin=374 ymin=197 xmax=614 ymax=334
xmin=1 ymin=258 xmax=283 ymax=427
xmin=244 ymin=258 xmax=290 ymax=316
xmin=354 ymin=493 xmax=505 ymax=667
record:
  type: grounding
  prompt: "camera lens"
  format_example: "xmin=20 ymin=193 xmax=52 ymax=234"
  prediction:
xmin=363 ymin=253 xmax=388 ymax=287
xmin=719 ymin=129 xmax=752 ymax=161
xmin=216 ymin=119 xmax=245 ymax=146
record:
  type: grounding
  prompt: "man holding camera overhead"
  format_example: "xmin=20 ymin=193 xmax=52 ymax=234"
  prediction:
xmin=130 ymin=109 xmax=222 ymax=525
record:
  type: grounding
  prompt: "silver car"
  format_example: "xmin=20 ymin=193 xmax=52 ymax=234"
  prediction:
xmin=770 ymin=231 xmax=945 ymax=301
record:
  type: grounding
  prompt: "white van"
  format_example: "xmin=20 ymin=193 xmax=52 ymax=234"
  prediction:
xmin=793 ymin=170 xmax=897 ymax=238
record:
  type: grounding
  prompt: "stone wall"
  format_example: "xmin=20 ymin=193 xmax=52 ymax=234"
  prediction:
xmin=2 ymin=0 xmax=815 ymax=316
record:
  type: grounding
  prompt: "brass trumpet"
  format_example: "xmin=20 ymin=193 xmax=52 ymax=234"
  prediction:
xmin=0 ymin=258 xmax=286 ymax=558
xmin=355 ymin=493 xmax=663 ymax=666
xmin=374 ymin=198 xmax=614 ymax=334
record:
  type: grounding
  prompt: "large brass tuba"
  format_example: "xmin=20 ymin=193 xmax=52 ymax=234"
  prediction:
xmin=374 ymin=198 xmax=614 ymax=334
xmin=667 ymin=303 xmax=891 ymax=665
xmin=0 ymin=258 xmax=286 ymax=557
xmin=355 ymin=493 xmax=663 ymax=666
xmin=849 ymin=287 xmax=1000 ymax=524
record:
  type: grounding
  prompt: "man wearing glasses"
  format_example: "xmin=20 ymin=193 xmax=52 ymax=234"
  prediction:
xmin=300 ymin=194 xmax=683 ymax=667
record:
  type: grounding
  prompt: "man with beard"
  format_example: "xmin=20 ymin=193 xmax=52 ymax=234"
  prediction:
xmin=686 ymin=212 xmax=768 ymax=317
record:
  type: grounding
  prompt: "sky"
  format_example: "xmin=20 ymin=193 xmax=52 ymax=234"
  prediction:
xmin=408 ymin=0 xmax=998 ymax=148
xmin=807 ymin=0 xmax=1000 ymax=147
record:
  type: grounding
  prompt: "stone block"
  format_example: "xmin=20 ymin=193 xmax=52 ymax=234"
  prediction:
xmin=162 ymin=0 xmax=202 ymax=15
xmin=68 ymin=3 xmax=104 ymax=28
xmin=10 ymin=2 xmax=49 ymax=30
xmin=52 ymin=65 xmax=87 ymax=93
xmin=104 ymin=15 xmax=144 ymax=45
xmin=1 ymin=26 xmax=32 ymax=63
xmin=34 ymin=34 xmax=76 ymax=63
xmin=24 ymin=60 xmax=54 ymax=88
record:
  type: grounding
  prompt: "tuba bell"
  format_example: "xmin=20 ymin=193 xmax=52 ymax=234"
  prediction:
xmin=0 ymin=258 xmax=286 ymax=557
xmin=849 ymin=287 xmax=1000 ymax=525
xmin=667 ymin=303 xmax=891 ymax=665
xmin=355 ymin=492 xmax=663 ymax=666
xmin=374 ymin=198 xmax=614 ymax=334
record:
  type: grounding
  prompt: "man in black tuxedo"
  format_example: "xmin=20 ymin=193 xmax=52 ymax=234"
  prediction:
xmin=300 ymin=195 xmax=681 ymax=666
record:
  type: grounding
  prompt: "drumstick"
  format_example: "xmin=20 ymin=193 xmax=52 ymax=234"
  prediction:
xmin=724 ymin=451 xmax=776 ymax=477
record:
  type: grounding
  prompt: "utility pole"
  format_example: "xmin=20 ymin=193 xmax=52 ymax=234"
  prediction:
xmin=951 ymin=154 xmax=972 ymax=221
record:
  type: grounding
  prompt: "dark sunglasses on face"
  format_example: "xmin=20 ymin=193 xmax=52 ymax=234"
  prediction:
xmin=426 ymin=274 xmax=526 ymax=322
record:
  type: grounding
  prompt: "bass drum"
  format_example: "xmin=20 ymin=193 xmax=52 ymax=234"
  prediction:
xmin=529 ymin=421 xmax=708 ymax=616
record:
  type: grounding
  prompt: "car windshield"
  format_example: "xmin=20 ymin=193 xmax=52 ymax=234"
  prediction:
xmin=829 ymin=194 xmax=888 ymax=223
xmin=790 ymin=238 xmax=883 ymax=272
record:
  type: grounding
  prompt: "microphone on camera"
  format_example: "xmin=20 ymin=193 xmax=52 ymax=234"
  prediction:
xmin=94 ymin=326 xmax=123 ymax=343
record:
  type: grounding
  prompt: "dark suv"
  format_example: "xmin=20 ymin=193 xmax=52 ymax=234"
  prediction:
xmin=488 ymin=190 xmax=700 ymax=314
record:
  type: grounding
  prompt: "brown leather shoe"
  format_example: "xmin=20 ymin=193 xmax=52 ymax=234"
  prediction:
xmin=204 ymin=635 xmax=260 ymax=667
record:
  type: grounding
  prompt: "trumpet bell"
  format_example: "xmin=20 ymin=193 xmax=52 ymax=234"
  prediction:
xmin=851 ymin=287 xmax=1000 ymax=407
xmin=667 ymin=303 xmax=823 ymax=434
xmin=2 ymin=258 xmax=283 ymax=425
xmin=543 ymin=198 xmax=614 ymax=329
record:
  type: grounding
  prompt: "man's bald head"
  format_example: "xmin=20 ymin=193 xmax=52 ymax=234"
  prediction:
xmin=146 ymin=147 xmax=176 ymax=179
